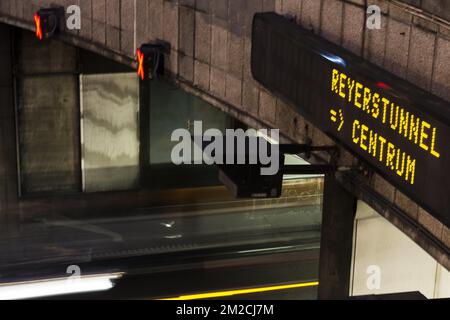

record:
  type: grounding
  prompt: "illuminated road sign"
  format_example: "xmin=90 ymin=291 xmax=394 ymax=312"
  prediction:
xmin=251 ymin=12 xmax=450 ymax=226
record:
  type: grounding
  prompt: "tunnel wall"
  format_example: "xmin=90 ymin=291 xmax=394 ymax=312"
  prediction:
xmin=0 ymin=24 xmax=18 ymax=224
xmin=16 ymin=31 xmax=81 ymax=194
xmin=401 ymin=0 xmax=450 ymax=21
xmin=0 ymin=1 xmax=448 ymax=267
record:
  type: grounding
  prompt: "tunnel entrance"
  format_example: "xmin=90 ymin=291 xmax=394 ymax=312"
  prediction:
xmin=13 ymin=28 xmax=134 ymax=195
xmin=0 ymin=23 xmax=325 ymax=300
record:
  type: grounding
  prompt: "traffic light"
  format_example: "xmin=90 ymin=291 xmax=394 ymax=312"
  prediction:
xmin=34 ymin=8 xmax=64 ymax=40
xmin=136 ymin=44 xmax=164 ymax=81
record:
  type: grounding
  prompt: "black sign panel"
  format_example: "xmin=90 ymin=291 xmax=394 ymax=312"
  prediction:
xmin=251 ymin=12 xmax=450 ymax=227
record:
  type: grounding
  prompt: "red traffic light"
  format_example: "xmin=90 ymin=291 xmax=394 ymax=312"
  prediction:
xmin=137 ymin=48 xmax=145 ymax=81
xmin=376 ymin=82 xmax=391 ymax=90
xmin=34 ymin=13 xmax=43 ymax=40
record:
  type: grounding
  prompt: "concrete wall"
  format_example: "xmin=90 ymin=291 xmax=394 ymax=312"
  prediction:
xmin=17 ymin=31 xmax=80 ymax=194
xmin=0 ymin=24 xmax=17 ymax=224
xmin=0 ymin=1 xmax=448 ymax=266
xmin=401 ymin=0 xmax=450 ymax=21
xmin=351 ymin=201 xmax=450 ymax=299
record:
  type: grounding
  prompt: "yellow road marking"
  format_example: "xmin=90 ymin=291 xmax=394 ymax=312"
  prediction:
xmin=160 ymin=281 xmax=319 ymax=300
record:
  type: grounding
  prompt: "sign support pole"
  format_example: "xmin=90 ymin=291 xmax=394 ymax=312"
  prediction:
xmin=318 ymin=173 xmax=357 ymax=299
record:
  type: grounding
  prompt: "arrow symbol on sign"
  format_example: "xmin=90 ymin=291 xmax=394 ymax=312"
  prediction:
xmin=330 ymin=108 xmax=344 ymax=132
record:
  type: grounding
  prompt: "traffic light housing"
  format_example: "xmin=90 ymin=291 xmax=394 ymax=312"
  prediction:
xmin=136 ymin=44 xmax=165 ymax=81
xmin=34 ymin=8 xmax=64 ymax=40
